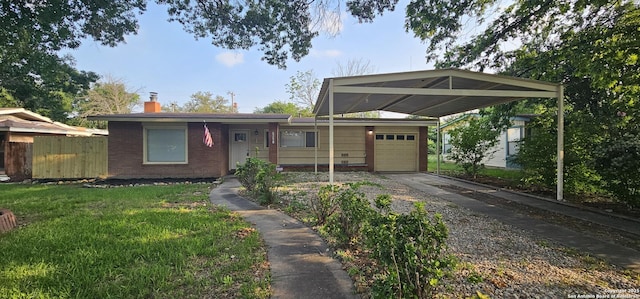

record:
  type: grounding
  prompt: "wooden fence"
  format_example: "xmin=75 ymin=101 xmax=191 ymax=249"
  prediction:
xmin=32 ymin=136 xmax=108 ymax=179
xmin=5 ymin=142 xmax=32 ymax=181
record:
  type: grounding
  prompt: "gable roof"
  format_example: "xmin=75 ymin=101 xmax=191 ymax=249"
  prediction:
xmin=0 ymin=108 xmax=107 ymax=136
xmin=313 ymin=68 xmax=559 ymax=117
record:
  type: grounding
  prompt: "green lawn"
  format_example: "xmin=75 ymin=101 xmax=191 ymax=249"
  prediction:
xmin=427 ymin=155 xmax=524 ymax=182
xmin=0 ymin=183 xmax=269 ymax=299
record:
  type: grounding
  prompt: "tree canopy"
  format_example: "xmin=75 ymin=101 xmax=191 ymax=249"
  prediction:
xmin=164 ymin=91 xmax=235 ymax=113
xmin=72 ymin=76 xmax=141 ymax=127
xmin=254 ymin=100 xmax=312 ymax=116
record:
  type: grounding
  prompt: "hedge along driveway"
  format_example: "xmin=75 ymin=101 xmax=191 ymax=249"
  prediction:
xmin=0 ymin=183 xmax=270 ymax=299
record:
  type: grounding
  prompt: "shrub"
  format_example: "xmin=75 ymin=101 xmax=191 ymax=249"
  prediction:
xmin=449 ymin=117 xmax=500 ymax=178
xmin=235 ymin=157 xmax=263 ymax=193
xmin=324 ymin=182 xmax=377 ymax=248
xmin=594 ymin=132 xmax=640 ymax=208
xmin=364 ymin=202 xmax=456 ymax=299
xmin=236 ymin=157 xmax=282 ymax=205
xmin=309 ymin=185 xmax=341 ymax=225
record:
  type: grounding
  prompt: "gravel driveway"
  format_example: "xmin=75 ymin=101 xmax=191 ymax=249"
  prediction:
xmin=275 ymin=172 xmax=639 ymax=298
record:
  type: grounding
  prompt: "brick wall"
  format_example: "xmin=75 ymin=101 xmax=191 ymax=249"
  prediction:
xmin=107 ymin=122 xmax=229 ymax=179
xmin=365 ymin=126 xmax=374 ymax=172
xmin=268 ymin=122 xmax=279 ymax=164
xmin=419 ymin=126 xmax=428 ymax=171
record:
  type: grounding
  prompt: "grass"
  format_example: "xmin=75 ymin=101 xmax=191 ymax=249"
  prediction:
xmin=0 ymin=183 xmax=269 ymax=299
xmin=427 ymin=155 xmax=524 ymax=183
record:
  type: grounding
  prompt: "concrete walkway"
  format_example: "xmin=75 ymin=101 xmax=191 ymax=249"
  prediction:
xmin=210 ymin=177 xmax=358 ymax=299
xmin=388 ymin=173 xmax=640 ymax=273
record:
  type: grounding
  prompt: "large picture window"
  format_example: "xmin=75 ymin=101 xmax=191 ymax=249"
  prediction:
xmin=144 ymin=125 xmax=188 ymax=164
xmin=280 ymin=130 xmax=317 ymax=148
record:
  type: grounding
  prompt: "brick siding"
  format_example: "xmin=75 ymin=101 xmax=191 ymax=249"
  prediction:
xmin=107 ymin=122 xmax=229 ymax=179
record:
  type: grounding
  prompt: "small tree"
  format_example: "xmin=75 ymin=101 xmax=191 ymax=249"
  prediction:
xmin=448 ymin=117 xmax=500 ymax=178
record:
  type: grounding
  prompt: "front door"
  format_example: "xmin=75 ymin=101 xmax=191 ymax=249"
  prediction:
xmin=230 ymin=130 xmax=249 ymax=170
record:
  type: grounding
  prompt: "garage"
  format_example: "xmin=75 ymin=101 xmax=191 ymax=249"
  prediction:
xmin=374 ymin=128 xmax=418 ymax=172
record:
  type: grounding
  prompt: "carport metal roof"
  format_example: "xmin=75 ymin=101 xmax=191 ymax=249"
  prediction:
xmin=312 ymin=68 xmax=565 ymax=200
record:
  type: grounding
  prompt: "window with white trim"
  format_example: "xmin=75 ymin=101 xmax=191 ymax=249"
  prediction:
xmin=144 ymin=125 xmax=188 ymax=164
xmin=280 ymin=130 xmax=317 ymax=148
xmin=507 ymin=127 xmax=523 ymax=156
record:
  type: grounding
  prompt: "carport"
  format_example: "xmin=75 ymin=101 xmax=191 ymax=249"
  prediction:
xmin=312 ymin=68 xmax=565 ymax=200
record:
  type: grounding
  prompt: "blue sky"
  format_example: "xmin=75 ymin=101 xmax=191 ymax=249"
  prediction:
xmin=68 ymin=1 xmax=436 ymax=113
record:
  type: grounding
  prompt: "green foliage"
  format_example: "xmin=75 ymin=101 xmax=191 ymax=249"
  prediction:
xmin=0 ymin=183 xmax=269 ymax=298
xmin=72 ymin=75 xmax=141 ymax=128
xmin=236 ymin=157 xmax=282 ymax=205
xmin=364 ymin=202 xmax=456 ymax=299
xmin=325 ymin=182 xmax=377 ymax=248
xmin=1 ymin=0 xmax=135 ymax=121
xmin=236 ymin=158 xmax=263 ymax=193
xmin=497 ymin=4 xmax=639 ymax=199
xmin=318 ymin=182 xmax=455 ymax=298
xmin=285 ymin=70 xmax=320 ymax=108
xmin=254 ymin=100 xmax=313 ymax=116
xmin=448 ymin=117 xmax=500 ymax=178
xmin=157 ymin=0 xmax=319 ymax=69
xmin=308 ymin=185 xmax=341 ymax=225
xmin=594 ymin=132 xmax=640 ymax=208
xmin=164 ymin=91 xmax=235 ymax=113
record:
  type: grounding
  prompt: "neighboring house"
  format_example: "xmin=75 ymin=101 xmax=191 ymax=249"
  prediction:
xmin=0 ymin=108 xmax=107 ymax=180
xmin=89 ymin=96 xmax=436 ymax=179
xmin=440 ymin=113 xmax=532 ymax=169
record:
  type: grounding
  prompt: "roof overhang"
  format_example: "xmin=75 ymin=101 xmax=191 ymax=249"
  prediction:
xmin=313 ymin=68 xmax=560 ymax=118
xmin=289 ymin=117 xmax=437 ymax=127
xmin=89 ymin=113 xmax=293 ymax=125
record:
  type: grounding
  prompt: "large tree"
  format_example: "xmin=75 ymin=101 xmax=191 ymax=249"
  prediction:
xmin=72 ymin=76 xmax=141 ymax=127
xmin=1 ymin=1 xmax=142 ymax=121
xmin=285 ymin=70 xmax=320 ymax=109
xmin=166 ymin=91 xmax=235 ymax=113
xmin=254 ymin=100 xmax=312 ymax=116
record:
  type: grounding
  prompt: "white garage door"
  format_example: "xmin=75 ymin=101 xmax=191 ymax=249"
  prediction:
xmin=374 ymin=132 xmax=418 ymax=172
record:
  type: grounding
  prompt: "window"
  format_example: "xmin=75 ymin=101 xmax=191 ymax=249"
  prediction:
xmin=375 ymin=134 xmax=384 ymax=140
xmin=234 ymin=132 xmax=247 ymax=142
xmin=280 ymin=130 xmax=317 ymax=148
xmin=396 ymin=135 xmax=405 ymax=140
xmin=386 ymin=134 xmax=395 ymax=140
xmin=442 ymin=133 xmax=452 ymax=154
xmin=507 ymin=127 xmax=523 ymax=156
xmin=144 ymin=125 xmax=187 ymax=164
xmin=406 ymin=135 xmax=415 ymax=141
xmin=265 ymin=131 xmax=270 ymax=148
xmin=305 ymin=132 xmax=316 ymax=147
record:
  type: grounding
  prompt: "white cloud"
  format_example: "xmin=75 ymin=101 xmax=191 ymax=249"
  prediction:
xmin=310 ymin=49 xmax=343 ymax=58
xmin=215 ymin=52 xmax=244 ymax=67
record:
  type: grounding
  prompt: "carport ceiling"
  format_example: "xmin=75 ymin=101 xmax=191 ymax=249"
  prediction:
xmin=313 ymin=68 xmax=559 ymax=117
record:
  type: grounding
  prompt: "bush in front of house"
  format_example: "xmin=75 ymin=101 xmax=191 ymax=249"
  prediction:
xmin=324 ymin=182 xmax=377 ymax=248
xmin=235 ymin=157 xmax=282 ymax=205
xmin=365 ymin=201 xmax=456 ymax=299
xmin=320 ymin=183 xmax=456 ymax=298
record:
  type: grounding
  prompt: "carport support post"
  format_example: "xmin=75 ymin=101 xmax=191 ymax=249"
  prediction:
xmin=329 ymin=79 xmax=335 ymax=184
xmin=557 ymin=85 xmax=564 ymax=200
xmin=314 ymin=117 xmax=318 ymax=173
xmin=436 ymin=119 xmax=441 ymax=174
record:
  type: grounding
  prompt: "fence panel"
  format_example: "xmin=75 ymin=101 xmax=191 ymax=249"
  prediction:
xmin=32 ymin=136 xmax=107 ymax=179
xmin=5 ymin=142 xmax=32 ymax=181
